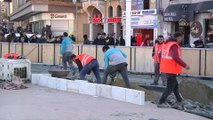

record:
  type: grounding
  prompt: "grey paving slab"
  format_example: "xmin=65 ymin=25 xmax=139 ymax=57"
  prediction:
xmin=0 ymin=85 xmax=210 ymax=120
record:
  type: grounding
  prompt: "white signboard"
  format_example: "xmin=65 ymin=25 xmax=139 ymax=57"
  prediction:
xmin=123 ymin=15 xmax=157 ymax=28
xmin=123 ymin=9 xmax=157 ymax=16
xmin=30 ymin=13 xmax=74 ymax=22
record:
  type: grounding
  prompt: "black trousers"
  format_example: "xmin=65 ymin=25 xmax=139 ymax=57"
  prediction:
xmin=159 ymin=74 xmax=183 ymax=104
xmin=102 ymin=63 xmax=130 ymax=88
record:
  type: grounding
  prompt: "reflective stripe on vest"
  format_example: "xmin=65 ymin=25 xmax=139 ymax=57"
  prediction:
xmin=75 ymin=54 xmax=95 ymax=66
xmin=82 ymin=55 xmax=92 ymax=66
xmin=160 ymin=41 xmax=182 ymax=74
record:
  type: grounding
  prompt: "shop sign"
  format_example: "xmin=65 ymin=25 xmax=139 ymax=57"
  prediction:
xmin=107 ymin=17 xmax=121 ymax=23
xmin=164 ymin=11 xmax=194 ymax=22
xmin=131 ymin=17 xmax=140 ymax=25
xmin=141 ymin=9 xmax=157 ymax=15
xmin=50 ymin=13 xmax=67 ymax=19
xmin=92 ymin=14 xmax=102 ymax=23
xmin=123 ymin=15 xmax=157 ymax=28
xmin=191 ymin=21 xmax=202 ymax=38
xmin=123 ymin=9 xmax=157 ymax=16
xmin=164 ymin=12 xmax=177 ymax=21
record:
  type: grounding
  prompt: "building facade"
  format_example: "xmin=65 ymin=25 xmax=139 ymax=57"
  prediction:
xmin=10 ymin=0 xmax=81 ymax=37
xmin=162 ymin=0 xmax=213 ymax=45
xmin=77 ymin=0 xmax=161 ymax=45
xmin=77 ymin=0 xmax=123 ymax=41
xmin=122 ymin=0 xmax=159 ymax=46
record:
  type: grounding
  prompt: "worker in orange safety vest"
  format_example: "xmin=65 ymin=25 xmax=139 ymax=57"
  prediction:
xmin=71 ymin=54 xmax=101 ymax=83
xmin=151 ymin=35 xmax=166 ymax=86
xmin=157 ymin=32 xmax=190 ymax=108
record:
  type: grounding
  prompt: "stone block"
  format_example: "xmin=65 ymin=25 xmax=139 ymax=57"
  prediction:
xmin=67 ymin=80 xmax=79 ymax=93
xmin=47 ymin=77 xmax=57 ymax=89
xmin=38 ymin=75 xmax=48 ymax=87
xmin=31 ymin=74 xmax=40 ymax=85
xmin=125 ymin=89 xmax=145 ymax=105
xmin=79 ymin=82 xmax=97 ymax=96
xmin=43 ymin=74 xmax=51 ymax=77
xmin=55 ymin=78 xmax=67 ymax=91
xmin=112 ymin=86 xmax=126 ymax=102
xmin=97 ymin=84 xmax=112 ymax=99
xmin=75 ymin=80 xmax=88 ymax=84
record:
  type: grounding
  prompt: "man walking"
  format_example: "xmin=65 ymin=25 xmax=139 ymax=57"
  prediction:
xmin=151 ymin=35 xmax=166 ymax=86
xmin=71 ymin=54 xmax=101 ymax=83
xmin=102 ymin=45 xmax=130 ymax=88
xmin=158 ymin=32 xmax=190 ymax=108
xmin=61 ymin=32 xmax=76 ymax=73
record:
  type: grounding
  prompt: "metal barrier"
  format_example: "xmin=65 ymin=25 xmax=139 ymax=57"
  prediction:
xmin=0 ymin=42 xmax=213 ymax=77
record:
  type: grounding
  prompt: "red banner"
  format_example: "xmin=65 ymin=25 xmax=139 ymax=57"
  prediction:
xmin=107 ymin=17 xmax=121 ymax=23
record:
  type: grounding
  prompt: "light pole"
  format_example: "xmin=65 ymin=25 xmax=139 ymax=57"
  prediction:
xmin=73 ymin=0 xmax=78 ymax=43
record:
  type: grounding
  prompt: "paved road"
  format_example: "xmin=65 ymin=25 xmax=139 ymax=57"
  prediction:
xmin=0 ymin=85 xmax=209 ymax=120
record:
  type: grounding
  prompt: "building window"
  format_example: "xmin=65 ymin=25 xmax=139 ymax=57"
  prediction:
xmin=117 ymin=5 xmax=122 ymax=17
xmin=144 ymin=0 xmax=149 ymax=9
xmin=108 ymin=6 xmax=113 ymax=17
xmin=205 ymin=19 xmax=213 ymax=44
xmin=132 ymin=0 xmax=144 ymax=10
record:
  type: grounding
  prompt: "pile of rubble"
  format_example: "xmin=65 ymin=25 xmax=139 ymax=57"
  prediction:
xmin=0 ymin=76 xmax=27 ymax=90
xmin=165 ymin=94 xmax=213 ymax=119
xmin=112 ymin=78 xmax=213 ymax=119
xmin=179 ymin=79 xmax=213 ymax=105
xmin=177 ymin=79 xmax=213 ymax=119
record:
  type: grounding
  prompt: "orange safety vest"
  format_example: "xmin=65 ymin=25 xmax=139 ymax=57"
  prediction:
xmin=4 ymin=53 xmax=20 ymax=59
xmin=74 ymin=54 xmax=95 ymax=66
xmin=160 ymin=41 xmax=182 ymax=74
xmin=153 ymin=43 xmax=163 ymax=63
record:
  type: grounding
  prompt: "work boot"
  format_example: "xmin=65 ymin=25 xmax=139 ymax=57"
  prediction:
xmin=157 ymin=102 xmax=171 ymax=108
xmin=171 ymin=101 xmax=185 ymax=110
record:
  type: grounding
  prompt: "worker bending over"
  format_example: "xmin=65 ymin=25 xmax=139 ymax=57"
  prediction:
xmin=102 ymin=45 xmax=130 ymax=88
xmin=71 ymin=54 xmax=101 ymax=83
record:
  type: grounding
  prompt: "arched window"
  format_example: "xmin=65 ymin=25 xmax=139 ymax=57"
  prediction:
xmin=117 ymin=5 xmax=122 ymax=17
xmin=108 ymin=6 xmax=113 ymax=17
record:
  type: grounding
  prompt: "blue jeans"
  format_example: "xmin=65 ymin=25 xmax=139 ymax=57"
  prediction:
xmin=80 ymin=60 xmax=101 ymax=83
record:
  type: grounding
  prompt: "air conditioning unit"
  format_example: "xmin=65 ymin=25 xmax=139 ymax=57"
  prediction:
xmin=0 ymin=58 xmax=31 ymax=81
